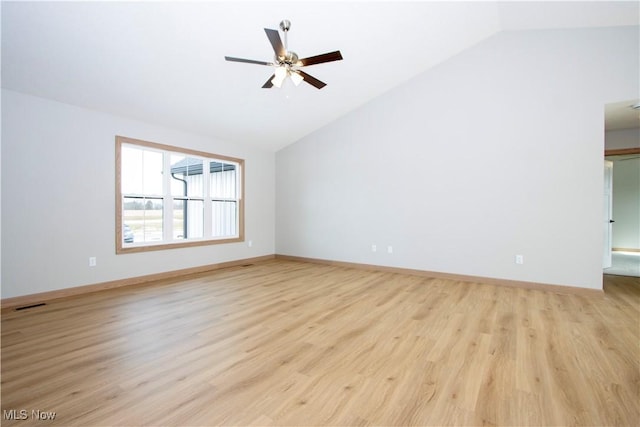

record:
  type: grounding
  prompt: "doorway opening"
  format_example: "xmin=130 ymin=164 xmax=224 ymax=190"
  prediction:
xmin=603 ymin=149 xmax=639 ymax=278
xmin=603 ymin=98 xmax=639 ymax=277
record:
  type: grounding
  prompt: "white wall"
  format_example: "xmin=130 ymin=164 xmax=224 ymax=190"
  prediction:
xmin=0 ymin=98 xmax=2 ymax=301
xmin=1 ymin=90 xmax=275 ymax=298
xmin=276 ymin=26 xmax=639 ymax=290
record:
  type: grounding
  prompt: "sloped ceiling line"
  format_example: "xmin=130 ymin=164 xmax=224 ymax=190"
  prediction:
xmin=2 ymin=1 xmax=638 ymax=150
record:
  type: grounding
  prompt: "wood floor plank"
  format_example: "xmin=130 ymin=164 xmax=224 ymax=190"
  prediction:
xmin=1 ymin=260 xmax=638 ymax=426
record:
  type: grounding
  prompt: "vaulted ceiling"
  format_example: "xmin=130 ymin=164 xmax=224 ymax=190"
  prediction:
xmin=2 ymin=1 xmax=638 ymax=151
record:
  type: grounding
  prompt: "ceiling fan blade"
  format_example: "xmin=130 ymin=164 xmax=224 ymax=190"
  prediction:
xmin=262 ymin=75 xmax=275 ymax=88
xmin=299 ymin=50 xmax=343 ymax=67
xmin=225 ymin=56 xmax=272 ymax=66
xmin=264 ymin=28 xmax=285 ymax=58
xmin=297 ymin=70 xmax=326 ymax=89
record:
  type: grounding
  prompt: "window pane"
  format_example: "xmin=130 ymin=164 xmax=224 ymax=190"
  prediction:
xmin=123 ymin=197 xmax=163 ymax=243
xmin=210 ymin=162 xmax=237 ymax=198
xmin=121 ymin=146 xmax=143 ymax=194
xmin=212 ymin=201 xmax=237 ymax=237
xmin=170 ymin=155 xmax=204 ymax=197
xmin=121 ymin=146 xmax=164 ymax=196
xmin=143 ymin=150 xmax=164 ymax=195
xmin=173 ymin=199 xmax=204 ymax=240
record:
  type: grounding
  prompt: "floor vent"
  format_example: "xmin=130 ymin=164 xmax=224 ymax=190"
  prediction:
xmin=15 ymin=303 xmax=46 ymax=311
xmin=242 ymin=264 xmax=254 ymax=267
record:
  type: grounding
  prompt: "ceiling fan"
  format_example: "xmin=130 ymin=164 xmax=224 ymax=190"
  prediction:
xmin=225 ymin=19 xmax=343 ymax=89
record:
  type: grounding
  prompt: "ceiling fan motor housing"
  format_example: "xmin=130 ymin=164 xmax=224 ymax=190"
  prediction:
xmin=278 ymin=51 xmax=299 ymax=66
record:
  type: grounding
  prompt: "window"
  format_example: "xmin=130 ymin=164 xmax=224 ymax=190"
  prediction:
xmin=116 ymin=136 xmax=244 ymax=253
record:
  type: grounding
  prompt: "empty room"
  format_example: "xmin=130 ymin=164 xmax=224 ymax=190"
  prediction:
xmin=1 ymin=1 xmax=639 ymax=426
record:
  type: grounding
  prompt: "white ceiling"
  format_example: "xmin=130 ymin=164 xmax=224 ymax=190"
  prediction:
xmin=2 ymin=1 xmax=638 ymax=151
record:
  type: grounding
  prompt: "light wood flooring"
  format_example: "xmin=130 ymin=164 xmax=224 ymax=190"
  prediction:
xmin=1 ymin=259 xmax=639 ymax=426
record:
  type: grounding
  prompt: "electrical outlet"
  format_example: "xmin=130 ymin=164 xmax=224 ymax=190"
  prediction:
xmin=387 ymin=246 xmax=393 ymax=254
xmin=89 ymin=257 xmax=97 ymax=267
xmin=248 ymin=240 xmax=253 ymax=248
xmin=371 ymin=244 xmax=377 ymax=252
xmin=515 ymin=254 xmax=524 ymax=265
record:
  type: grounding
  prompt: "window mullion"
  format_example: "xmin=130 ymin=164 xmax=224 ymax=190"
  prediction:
xmin=235 ymin=165 xmax=241 ymax=237
xmin=163 ymin=152 xmax=172 ymax=242
xmin=203 ymin=160 xmax=212 ymax=237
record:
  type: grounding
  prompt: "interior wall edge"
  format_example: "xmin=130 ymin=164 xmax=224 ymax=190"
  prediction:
xmin=0 ymin=254 xmax=276 ymax=310
xmin=275 ymin=254 xmax=605 ymax=297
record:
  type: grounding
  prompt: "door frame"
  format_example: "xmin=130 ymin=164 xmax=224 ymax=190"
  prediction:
xmin=605 ymin=147 xmax=640 ymax=156
xmin=603 ymin=160 xmax=613 ymax=268
xmin=603 ymin=147 xmax=640 ymax=259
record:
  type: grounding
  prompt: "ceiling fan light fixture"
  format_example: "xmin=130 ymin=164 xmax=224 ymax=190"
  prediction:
xmin=274 ymin=66 xmax=287 ymax=78
xmin=271 ymin=66 xmax=287 ymax=87
xmin=271 ymin=75 xmax=285 ymax=88
xmin=290 ymin=71 xmax=304 ymax=86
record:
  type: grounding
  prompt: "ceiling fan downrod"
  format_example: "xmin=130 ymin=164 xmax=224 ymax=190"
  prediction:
xmin=278 ymin=20 xmax=298 ymax=66
xmin=280 ymin=19 xmax=291 ymax=51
